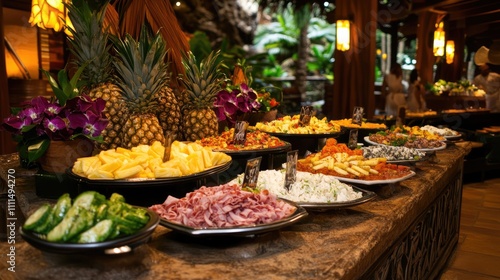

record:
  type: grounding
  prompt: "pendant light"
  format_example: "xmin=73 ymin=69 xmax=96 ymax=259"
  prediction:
xmin=29 ymin=0 xmax=72 ymax=34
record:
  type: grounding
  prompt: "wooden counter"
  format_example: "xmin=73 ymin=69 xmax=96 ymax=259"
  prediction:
xmin=0 ymin=143 xmax=470 ymax=279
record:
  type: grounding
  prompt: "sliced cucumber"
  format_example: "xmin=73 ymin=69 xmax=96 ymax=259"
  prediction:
xmin=33 ymin=194 xmax=72 ymax=234
xmin=47 ymin=206 xmax=81 ymax=242
xmin=67 ymin=207 xmax=95 ymax=241
xmin=73 ymin=191 xmax=106 ymax=209
xmin=33 ymin=211 xmax=54 ymax=234
xmin=53 ymin=193 xmax=72 ymax=220
xmin=77 ymin=219 xmax=114 ymax=243
xmin=34 ymin=192 xmax=146 ymax=243
xmin=47 ymin=206 xmax=94 ymax=242
xmin=23 ymin=204 xmax=51 ymax=231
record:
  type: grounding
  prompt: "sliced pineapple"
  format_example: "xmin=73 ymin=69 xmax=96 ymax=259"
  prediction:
xmin=72 ymin=141 xmax=231 ymax=179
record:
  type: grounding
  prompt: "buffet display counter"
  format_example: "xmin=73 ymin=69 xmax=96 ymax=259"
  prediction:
xmin=0 ymin=143 xmax=470 ymax=279
xmin=424 ymin=94 xmax=486 ymax=112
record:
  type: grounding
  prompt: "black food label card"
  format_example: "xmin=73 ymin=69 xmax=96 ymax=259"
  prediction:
xmin=348 ymin=129 xmax=359 ymax=150
xmin=233 ymin=121 xmax=249 ymax=145
xmin=299 ymin=106 xmax=314 ymax=126
xmin=351 ymin=106 xmax=364 ymax=125
xmin=242 ymin=157 xmax=262 ymax=189
xmin=284 ymin=150 xmax=298 ymax=191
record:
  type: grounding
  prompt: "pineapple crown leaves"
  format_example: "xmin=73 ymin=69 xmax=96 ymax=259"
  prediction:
xmin=178 ymin=50 xmax=225 ymax=108
xmin=41 ymin=64 xmax=87 ymax=106
xmin=66 ymin=0 xmax=113 ymax=87
xmin=112 ymin=28 xmax=170 ymax=109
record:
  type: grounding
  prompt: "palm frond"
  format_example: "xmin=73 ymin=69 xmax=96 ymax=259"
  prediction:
xmin=109 ymin=0 xmax=190 ymax=89
xmin=103 ymin=4 xmax=120 ymax=36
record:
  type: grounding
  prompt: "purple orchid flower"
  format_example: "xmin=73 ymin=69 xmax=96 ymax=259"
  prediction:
xmin=65 ymin=95 xmax=89 ymax=113
xmin=44 ymin=103 xmax=63 ymax=116
xmin=1 ymin=115 xmax=29 ymax=133
xmin=84 ymin=112 xmax=108 ymax=137
xmin=214 ymin=82 xmax=262 ymax=123
xmin=67 ymin=110 xmax=108 ymax=138
xmin=20 ymin=106 xmax=44 ymax=125
xmin=42 ymin=116 xmax=72 ymax=140
xmin=43 ymin=116 xmax=67 ymax=133
xmin=214 ymin=90 xmax=239 ymax=121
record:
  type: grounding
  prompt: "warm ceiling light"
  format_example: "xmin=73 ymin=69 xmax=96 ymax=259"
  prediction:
xmin=29 ymin=0 xmax=72 ymax=34
xmin=433 ymin=21 xmax=445 ymax=57
xmin=446 ymin=40 xmax=455 ymax=64
xmin=336 ymin=20 xmax=350 ymax=52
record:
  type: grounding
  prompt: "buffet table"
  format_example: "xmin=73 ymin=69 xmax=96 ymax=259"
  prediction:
xmin=0 ymin=142 xmax=470 ymax=279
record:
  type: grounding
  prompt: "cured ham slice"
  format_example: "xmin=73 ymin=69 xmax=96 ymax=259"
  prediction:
xmin=150 ymin=184 xmax=296 ymax=228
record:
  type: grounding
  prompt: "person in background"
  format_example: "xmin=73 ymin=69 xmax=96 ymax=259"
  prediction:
xmin=381 ymin=63 xmax=406 ymax=116
xmin=407 ymin=69 xmax=427 ymax=112
xmin=473 ymin=63 xmax=500 ymax=112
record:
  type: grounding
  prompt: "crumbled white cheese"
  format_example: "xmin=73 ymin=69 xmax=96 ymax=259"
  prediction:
xmin=230 ymin=170 xmax=363 ymax=203
xmin=362 ymin=145 xmax=425 ymax=161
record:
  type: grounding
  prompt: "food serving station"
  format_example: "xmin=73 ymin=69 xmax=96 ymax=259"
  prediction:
xmin=0 ymin=140 xmax=470 ymax=279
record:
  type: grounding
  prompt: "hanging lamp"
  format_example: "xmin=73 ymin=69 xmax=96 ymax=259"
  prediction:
xmin=29 ymin=0 xmax=72 ymax=34
xmin=445 ymin=40 xmax=455 ymax=64
xmin=433 ymin=22 xmax=445 ymax=57
xmin=336 ymin=20 xmax=350 ymax=51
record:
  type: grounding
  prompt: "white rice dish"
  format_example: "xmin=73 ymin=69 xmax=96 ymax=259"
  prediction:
xmin=229 ymin=170 xmax=363 ymax=203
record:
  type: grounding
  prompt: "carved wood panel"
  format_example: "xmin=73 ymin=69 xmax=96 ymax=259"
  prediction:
xmin=364 ymin=171 xmax=463 ymax=279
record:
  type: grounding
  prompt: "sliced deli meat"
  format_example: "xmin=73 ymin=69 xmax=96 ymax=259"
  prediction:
xmin=150 ymin=184 xmax=296 ymax=228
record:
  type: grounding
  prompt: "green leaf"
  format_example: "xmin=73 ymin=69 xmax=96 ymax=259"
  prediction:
xmin=58 ymin=69 xmax=72 ymax=104
xmin=26 ymin=138 xmax=50 ymax=163
xmin=189 ymin=31 xmax=212 ymax=64
xmin=20 ymin=124 xmax=37 ymax=133
xmin=69 ymin=64 xmax=87 ymax=97
xmin=10 ymin=107 xmax=22 ymax=115
xmin=42 ymin=70 xmax=66 ymax=105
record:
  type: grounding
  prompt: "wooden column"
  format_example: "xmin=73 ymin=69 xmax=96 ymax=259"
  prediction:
xmin=332 ymin=0 xmax=377 ymax=119
xmin=437 ymin=21 xmax=466 ymax=82
xmin=416 ymin=11 xmax=439 ymax=86
xmin=0 ymin=0 xmax=17 ymax=155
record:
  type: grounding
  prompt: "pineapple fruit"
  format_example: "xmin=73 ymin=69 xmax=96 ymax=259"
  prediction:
xmin=156 ymin=86 xmax=181 ymax=140
xmin=66 ymin=1 xmax=125 ymax=150
xmin=113 ymin=30 xmax=169 ymax=148
xmin=178 ymin=51 xmax=225 ymax=141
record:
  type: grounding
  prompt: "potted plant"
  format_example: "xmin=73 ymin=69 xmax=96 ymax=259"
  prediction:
xmin=1 ymin=67 xmax=108 ymax=172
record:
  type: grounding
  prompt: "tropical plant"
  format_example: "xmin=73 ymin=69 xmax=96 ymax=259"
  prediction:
xmin=103 ymin=0 xmax=190 ymax=87
xmin=178 ymin=51 xmax=225 ymax=141
xmin=307 ymin=42 xmax=334 ymax=78
xmin=1 ymin=67 xmax=107 ymax=164
xmin=112 ymin=30 xmax=169 ymax=148
xmin=253 ymin=3 xmax=336 ymax=85
xmin=66 ymin=0 xmax=126 ymax=150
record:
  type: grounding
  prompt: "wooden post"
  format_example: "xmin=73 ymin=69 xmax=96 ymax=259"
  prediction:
xmin=332 ymin=0 xmax=377 ymax=119
xmin=0 ymin=0 xmax=17 ymax=155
